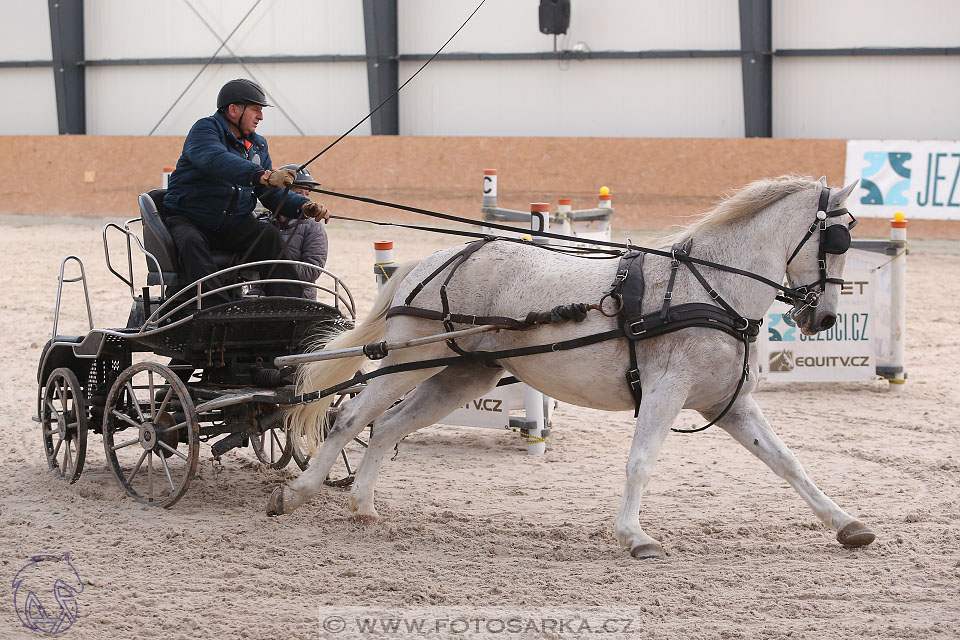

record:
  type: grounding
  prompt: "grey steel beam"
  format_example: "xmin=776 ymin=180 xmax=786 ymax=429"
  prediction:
xmin=0 ymin=60 xmax=53 ymax=68
xmin=61 ymin=46 xmax=960 ymax=70
xmin=48 ymin=0 xmax=85 ymax=134
xmin=362 ymin=0 xmax=398 ymax=135
xmin=776 ymin=47 xmax=960 ymax=57
xmin=739 ymin=0 xmax=772 ymax=138
xmin=399 ymin=49 xmax=743 ymax=61
xmin=82 ymin=54 xmax=367 ymax=67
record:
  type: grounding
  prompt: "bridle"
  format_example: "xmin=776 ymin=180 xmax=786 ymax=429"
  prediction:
xmin=783 ymin=186 xmax=857 ymax=320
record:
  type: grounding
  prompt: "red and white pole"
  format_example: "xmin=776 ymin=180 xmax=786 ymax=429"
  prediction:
xmin=888 ymin=212 xmax=907 ymax=390
xmin=374 ymin=240 xmax=395 ymax=292
xmin=162 ymin=167 xmax=175 ymax=189
xmin=482 ymin=169 xmax=498 ymax=208
xmin=598 ymin=186 xmax=612 ymax=209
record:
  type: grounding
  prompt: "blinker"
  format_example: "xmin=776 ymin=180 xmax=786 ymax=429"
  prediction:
xmin=822 ymin=224 xmax=851 ymax=254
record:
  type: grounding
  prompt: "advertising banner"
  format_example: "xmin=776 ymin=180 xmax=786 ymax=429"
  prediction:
xmin=439 ymin=382 xmax=523 ymax=430
xmin=758 ymin=248 xmax=890 ymax=382
xmin=844 ymin=139 xmax=960 ymax=220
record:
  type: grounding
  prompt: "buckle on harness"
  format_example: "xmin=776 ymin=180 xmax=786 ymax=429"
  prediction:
xmin=629 ymin=319 xmax=646 ymax=335
xmin=626 ymin=367 xmax=641 ymax=389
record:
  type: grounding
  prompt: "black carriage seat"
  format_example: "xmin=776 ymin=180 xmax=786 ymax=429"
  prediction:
xmin=139 ymin=189 xmax=235 ymax=290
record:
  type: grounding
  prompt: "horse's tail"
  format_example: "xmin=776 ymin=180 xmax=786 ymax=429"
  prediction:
xmin=286 ymin=260 xmax=420 ymax=454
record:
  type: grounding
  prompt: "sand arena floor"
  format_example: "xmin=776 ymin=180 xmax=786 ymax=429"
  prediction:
xmin=0 ymin=216 xmax=958 ymax=639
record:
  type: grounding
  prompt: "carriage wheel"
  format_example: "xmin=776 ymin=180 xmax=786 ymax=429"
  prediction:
xmin=40 ymin=368 xmax=87 ymax=484
xmin=290 ymin=393 xmax=368 ymax=487
xmin=101 ymin=362 xmax=199 ymax=508
xmin=250 ymin=413 xmax=293 ymax=469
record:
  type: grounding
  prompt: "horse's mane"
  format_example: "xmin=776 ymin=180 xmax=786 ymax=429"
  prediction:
xmin=661 ymin=175 xmax=820 ymax=245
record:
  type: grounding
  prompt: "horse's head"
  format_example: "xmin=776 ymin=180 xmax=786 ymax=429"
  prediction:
xmin=784 ymin=179 xmax=859 ymax=335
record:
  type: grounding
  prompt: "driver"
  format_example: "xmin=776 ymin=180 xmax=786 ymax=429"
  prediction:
xmin=163 ymin=78 xmax=331 ymax=306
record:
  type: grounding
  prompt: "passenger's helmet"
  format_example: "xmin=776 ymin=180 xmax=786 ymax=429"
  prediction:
xmin=217 ymin=79 xmax=270 ymax=110
xmin=280 ymin=164 xmax=320 ymax=187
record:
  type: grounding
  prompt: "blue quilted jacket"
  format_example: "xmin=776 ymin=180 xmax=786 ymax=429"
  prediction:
xmin=163 ymin=111 xmax=309 ymax=231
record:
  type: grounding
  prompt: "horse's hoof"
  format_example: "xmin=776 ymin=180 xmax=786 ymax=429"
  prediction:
xmin=837 ymin=520 xmax=875 ymax=548
xmin=266 ymin=486 xmax=285 ymax=517
xmin=630 ymin=542 xmax=665 ymax=559
xmin=353 ymin=513 xmax=378 ymax=526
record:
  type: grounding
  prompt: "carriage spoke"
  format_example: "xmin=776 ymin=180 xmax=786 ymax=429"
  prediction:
xmin=126 ymin=382 xmax=146 ymax=423
xmin=341 ymin=449 xmax=353 ymax=475
xmin=127 ymin=450 xmax=148 ymax=484
xmin=111 ymin=436 xmax=141 ymax=451
xmin=46 ymin=401 xmax=60 ymax=422
xmin=158 ymin=440 xmax=188 ymax=461
xmin=162 ymin=420 xmax=188 ymax=433
xmin=156 ymin=387 xmax=173 ymax=418
xmin=111 ymin=409 xmax=143 ymax=430
xmin=148 ymin=371 xmax=156 ymax=420
xmin=64 ymin=440 xmax=74 ymax=474
xmin=148 ymin=451 xmax=154 ymax=500
xmin=51 ymin=434 xmax=64 ymax=461
xmin=57 ymin=382 xmax=68 ymax=411
xmin=158 ymin=451 xmax=176 ymax=491
xmin=271 ymin=430 xmax=283 ymax=459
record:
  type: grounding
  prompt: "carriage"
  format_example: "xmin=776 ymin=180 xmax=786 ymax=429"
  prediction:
xmin=35 ymin=189 xmax=360 ymax=507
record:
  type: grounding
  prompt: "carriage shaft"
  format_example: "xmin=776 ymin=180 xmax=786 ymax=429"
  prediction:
xmin=273 ymin=324 xmax=505 ymax=367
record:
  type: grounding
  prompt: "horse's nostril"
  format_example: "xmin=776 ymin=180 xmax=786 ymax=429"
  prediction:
xmin=820 ymin=314 xmax=837 ymax=330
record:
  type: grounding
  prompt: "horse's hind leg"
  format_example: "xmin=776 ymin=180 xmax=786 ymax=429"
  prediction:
xmin=712 ymin=395 xmax=875 ymax=548
xmin=615 ymin=382 xmax=688 ymax=559
xmin=269 ymin=366 xmax=442 ymax=516
xmin=348 ymin=364 xmax=505 ymax=525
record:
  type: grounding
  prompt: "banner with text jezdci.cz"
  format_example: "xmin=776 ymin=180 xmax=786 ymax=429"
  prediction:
xmin=845 ymin=139 xmax=960 ymax=220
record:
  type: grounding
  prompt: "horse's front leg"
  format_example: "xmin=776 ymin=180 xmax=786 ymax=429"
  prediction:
xmin=615 ymin=383 xmax=687 ymax=559
xmin=711 ymin=395 xmax=875 ymax=548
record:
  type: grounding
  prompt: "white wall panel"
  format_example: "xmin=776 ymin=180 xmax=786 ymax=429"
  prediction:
xmin=0 ymin=69 xmax=58 ymax=134
xmin=773 ymin=57 xmax=960 ymax=139
xmin=85 ymin=0 xmax=364 ymax=59
xmin=86 ymin=62 xmax=369 ymax=136
xmin=400 ymin=0 xmax=739 ymax=53
xmin=1 ymin=0 xmax=52 ymax=59
xmin=774 ymin=0 xmax=960 ymax=48
xmin=399 ymin=59 xmax=744 ymax=138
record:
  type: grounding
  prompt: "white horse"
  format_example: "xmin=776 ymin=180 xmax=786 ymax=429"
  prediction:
xmin=271 ymin=176 xmax=875 ymax=559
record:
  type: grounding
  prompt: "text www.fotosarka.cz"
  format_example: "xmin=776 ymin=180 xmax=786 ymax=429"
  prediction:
xmin=318 ymin=607 xmax=638 ymax=637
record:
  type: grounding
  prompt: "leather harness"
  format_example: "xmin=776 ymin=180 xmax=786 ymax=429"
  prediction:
xmin=383 ymin=236 xmax=761 ymax=431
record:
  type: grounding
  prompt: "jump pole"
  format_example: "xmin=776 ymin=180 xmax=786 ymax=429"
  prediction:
xmin=374 ymin=241 xmax=396 ymax=292
xmin=522 ymin=202 xmax=553 ymax=455
xmin=888 ymin=212 xmax=907 ymax=391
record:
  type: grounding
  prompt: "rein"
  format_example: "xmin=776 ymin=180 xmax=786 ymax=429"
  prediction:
xmin=294 ymin=184 xmax=822 ymax=310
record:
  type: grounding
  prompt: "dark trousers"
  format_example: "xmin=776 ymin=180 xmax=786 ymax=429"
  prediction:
xmin=166 ymin=214 xmax=303 ymax=307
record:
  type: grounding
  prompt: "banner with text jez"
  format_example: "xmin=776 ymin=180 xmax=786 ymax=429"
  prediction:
xmin=758 ymin=248 xmax=889 ymax=382
xmin=845 ymin=139 xmax=960 ymax=220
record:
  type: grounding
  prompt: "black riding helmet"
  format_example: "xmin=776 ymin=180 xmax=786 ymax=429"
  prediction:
xmin=217 ymin=79 xmax=271 ymax=110
xmin=280 ymin=164 xmax=320 ymax=187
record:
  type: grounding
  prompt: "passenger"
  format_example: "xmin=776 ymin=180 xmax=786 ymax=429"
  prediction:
xmin=162 ymin=78 xmax=331 ymax=307
xmin=257 ymin=164 xmax=329 ymax=300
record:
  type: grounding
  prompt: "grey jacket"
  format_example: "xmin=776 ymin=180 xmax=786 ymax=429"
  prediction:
xmin=277 ymin=217 xmax=328 ymax=300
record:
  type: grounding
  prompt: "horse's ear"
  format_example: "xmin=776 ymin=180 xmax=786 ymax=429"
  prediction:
xmin=818 ymin=176 xmax=827 ymax=186
xmin=832 ymin=179 xmax=859 ymax=206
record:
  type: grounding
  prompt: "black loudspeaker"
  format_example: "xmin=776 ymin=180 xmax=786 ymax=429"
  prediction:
xmin=539 ymin=0 xmax=571 ymax=35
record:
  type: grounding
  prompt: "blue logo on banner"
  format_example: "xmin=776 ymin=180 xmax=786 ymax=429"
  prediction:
xmin=12 ymin=553 xmax=84 ymax=635
xmin=767 ymin=313 xmax=796 ymax=342
xmin=860 ymin=151 xmax=911 ymax=206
